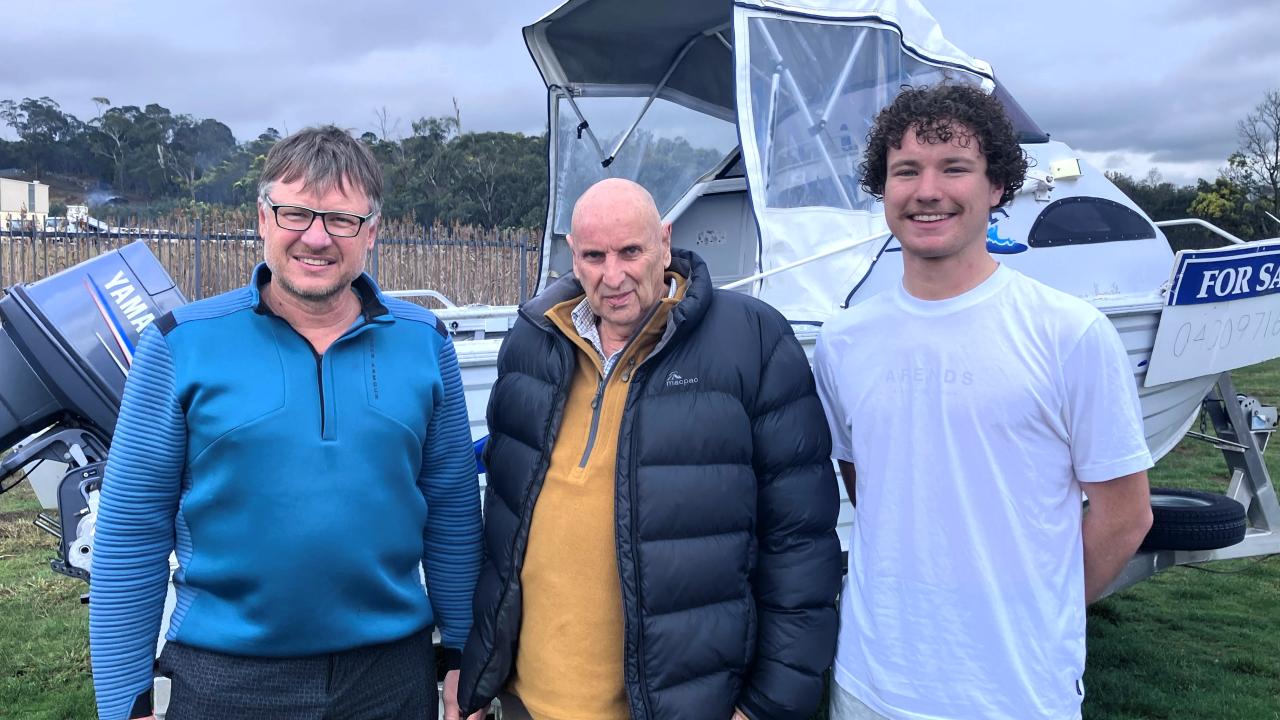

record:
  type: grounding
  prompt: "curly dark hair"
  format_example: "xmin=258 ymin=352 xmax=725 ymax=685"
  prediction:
xmin=859 ymin=84 xmax=1028 ymax=208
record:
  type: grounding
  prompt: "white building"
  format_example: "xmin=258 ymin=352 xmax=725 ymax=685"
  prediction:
xmin=0 ymin=177 xmax=50 ymax=230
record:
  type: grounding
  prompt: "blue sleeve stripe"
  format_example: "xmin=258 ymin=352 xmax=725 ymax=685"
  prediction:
xmin=170 ymin=286 xmax=254 ymax=325
xmin=89 ymin=326 xmax=187 ymax=720
xmin=386 ymin=297 xmax=441 ymax=327
xmin=419 ymin=338 xmax=484 ymax=649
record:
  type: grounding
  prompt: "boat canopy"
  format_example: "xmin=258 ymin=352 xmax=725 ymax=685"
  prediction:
xmin=524 ymin=0 xmax=990 ymax=119
xmin=525 ymin=0 xmax=998 ymax=320
xmin=524 ymin=0 xmax=737 ymax=119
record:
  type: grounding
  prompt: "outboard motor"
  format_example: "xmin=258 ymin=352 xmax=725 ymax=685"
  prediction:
xmin=0 ymin=241 xmax=186 ymax=581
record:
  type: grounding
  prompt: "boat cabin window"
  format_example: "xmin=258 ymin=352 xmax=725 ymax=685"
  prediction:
xmin=715 ymin=152 xmax=745 ymax=180
xmin=552 ymin=96 xmax=738 ymax=235
xmin=1027 ymin=196 xmax=1157 ymax=247
xmin=745 ymin=17 xmax=984 ymax=212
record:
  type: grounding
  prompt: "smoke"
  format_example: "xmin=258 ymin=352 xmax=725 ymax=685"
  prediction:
xmin=85 ymin=189 xmax=121 ymax=207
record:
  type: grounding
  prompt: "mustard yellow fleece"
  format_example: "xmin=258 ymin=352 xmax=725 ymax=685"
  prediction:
xmin=511 ymin=274 xmax=686 ymax=720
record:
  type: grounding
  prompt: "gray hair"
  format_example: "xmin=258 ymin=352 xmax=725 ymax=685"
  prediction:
xmin=257 ymin=125 xmax=383 ymax=215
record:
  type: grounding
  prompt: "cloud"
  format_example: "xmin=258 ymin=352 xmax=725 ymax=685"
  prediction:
xmin=0 ymin=1 xmax=545 ymax=143
xmin=948 ymin=1 xmax=1273 ymax=175
xmin=1191 ymin=21 xmax=1280 ymax=85
xmin=0 ymin=0 xmax=1270 ymax=188
xmin=1166 ymin=0 xmax=1277 ymax=22
xmin=1078 ymin=149 xmax=1221 ymax=188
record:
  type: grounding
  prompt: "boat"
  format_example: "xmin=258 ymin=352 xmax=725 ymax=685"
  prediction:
xmin=509 ymin=0 xmax=1259 ymax=463
xmin=403 ymin=0 xmax=1271 ymax=551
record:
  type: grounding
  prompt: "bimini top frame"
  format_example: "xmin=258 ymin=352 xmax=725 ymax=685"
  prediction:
xmin=523 ymin=0 xmax=993 ymax=119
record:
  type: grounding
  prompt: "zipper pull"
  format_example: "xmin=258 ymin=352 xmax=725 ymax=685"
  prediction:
xmin=591 ymin=378 xmax=605 ymax=409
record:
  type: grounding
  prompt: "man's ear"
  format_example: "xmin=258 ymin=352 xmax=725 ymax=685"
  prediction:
xmin=988 ymin=183 xmax=1005 ymax=210
xmin=257 ymin=201 xmax=269 ymax=240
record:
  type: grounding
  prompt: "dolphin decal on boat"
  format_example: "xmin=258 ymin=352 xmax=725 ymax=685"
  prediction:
xmin=986 ymin=209 xmax=1026 ymax=254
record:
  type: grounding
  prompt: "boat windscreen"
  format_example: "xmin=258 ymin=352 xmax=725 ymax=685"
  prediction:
xmin=551 ymin=95 xmax=738 ymax=235
xmin=716 ymin=151 xmax=745 ymax=180
xmin=994 ymin=80 xmax=1050 ymax=144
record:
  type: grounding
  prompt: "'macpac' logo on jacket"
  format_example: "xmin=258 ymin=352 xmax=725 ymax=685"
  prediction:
xmin=665 ymin=371 xmax=699 ymax=387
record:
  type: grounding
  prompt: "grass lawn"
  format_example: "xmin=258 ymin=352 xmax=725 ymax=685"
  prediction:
xmin=1082 ymin=358 xmax=1280 ymax=720
xmin=1 ymin=361 xmax=1278 ymax=719
xmin=0 ymin=484 xmax=94 ymax=719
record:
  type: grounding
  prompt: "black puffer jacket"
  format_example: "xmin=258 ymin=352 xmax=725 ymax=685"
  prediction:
xmin=458 ymin=249 xmax=841 ymax=720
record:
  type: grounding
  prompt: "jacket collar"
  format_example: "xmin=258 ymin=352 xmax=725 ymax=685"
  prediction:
xmin=520 ymin=248 xmax=713 ymax=335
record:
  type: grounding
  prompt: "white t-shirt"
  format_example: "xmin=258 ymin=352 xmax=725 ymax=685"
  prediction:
xmin=813 ymin=265 xmax=1153 ymax=720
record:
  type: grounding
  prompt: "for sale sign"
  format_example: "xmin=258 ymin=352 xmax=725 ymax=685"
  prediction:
xmin=1145 ymin=240 xmax=1280 ymax=387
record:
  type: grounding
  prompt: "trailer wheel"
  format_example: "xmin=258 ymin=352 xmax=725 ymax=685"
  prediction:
xmin=1139 ymin=488 xmax=1247 ymax=552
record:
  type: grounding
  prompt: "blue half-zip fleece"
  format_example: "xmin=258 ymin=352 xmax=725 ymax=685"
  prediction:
xmin=88 ymin=265 xmax=483 ymax=720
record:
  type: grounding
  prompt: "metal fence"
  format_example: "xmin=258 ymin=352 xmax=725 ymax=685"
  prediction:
xmin=0 ymin=219 xmax=542 ymax=307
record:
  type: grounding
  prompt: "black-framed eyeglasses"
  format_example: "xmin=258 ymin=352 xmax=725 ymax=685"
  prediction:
xmin=263 ymin=195 xmax=376 ymax=238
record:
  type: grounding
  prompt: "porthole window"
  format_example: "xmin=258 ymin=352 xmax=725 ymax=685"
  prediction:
xmin=1028 ymin=196 xmax=1156 ymax=248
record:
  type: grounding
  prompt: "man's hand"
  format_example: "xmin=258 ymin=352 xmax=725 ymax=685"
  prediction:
xmin=442 ymin=669 xmax=485 ymax=720
xmin=731 ymin=709 xmax=750 ymax=720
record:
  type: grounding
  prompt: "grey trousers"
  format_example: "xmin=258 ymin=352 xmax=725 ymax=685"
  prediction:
xmin=494 ymin=691 xmax=535 ymax=720
xmin=157 ymin=627 xmax=438 ymax=720
xmin=828 ymin=680 xmax=892 ymax=720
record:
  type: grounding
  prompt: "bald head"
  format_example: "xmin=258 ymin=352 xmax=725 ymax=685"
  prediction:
xmin=570 ymin=178 xmax=663 ymax=239
xmin=566 ymin=178 xmax=673 ymax=349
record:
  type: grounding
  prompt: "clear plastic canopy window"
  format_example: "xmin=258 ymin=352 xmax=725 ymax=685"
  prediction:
xmin=734 ymin=9 xmax=989 ymax=322
xmin=552 ymin=96 xmax=739 ymax=235
xmin=746 ymin=16 xmax=976 ymax=211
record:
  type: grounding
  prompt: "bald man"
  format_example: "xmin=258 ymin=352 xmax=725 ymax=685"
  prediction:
xmin=458 ymin=179 xmax=842 ymax=720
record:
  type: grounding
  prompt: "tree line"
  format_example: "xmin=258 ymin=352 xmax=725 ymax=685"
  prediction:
xmin=0 ymin=97 xmax=548 ymax=228
xmin=0 ymin=90 xmax=1276 ymax=238
xmin=1106 ymin=90 xmax=1279 ymax=245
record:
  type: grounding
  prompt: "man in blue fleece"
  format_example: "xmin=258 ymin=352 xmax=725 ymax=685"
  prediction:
xmin=89 ymin=126 xmax=484 ymax=720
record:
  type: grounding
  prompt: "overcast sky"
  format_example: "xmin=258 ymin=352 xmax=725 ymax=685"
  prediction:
xmin=2 ymin=0 xmax=1276 ymax=186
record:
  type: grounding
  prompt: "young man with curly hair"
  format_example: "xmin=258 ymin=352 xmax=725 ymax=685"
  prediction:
xmin=813 ymin=84 xmax=1155 ymax=719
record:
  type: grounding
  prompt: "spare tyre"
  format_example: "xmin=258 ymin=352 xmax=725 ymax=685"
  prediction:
xmin=1140 ymin=488 xmax=1247 ymax=552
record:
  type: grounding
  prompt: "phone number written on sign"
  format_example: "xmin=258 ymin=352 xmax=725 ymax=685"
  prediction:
xmin=1167 ymin=308 xmax=1280 ymax=359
